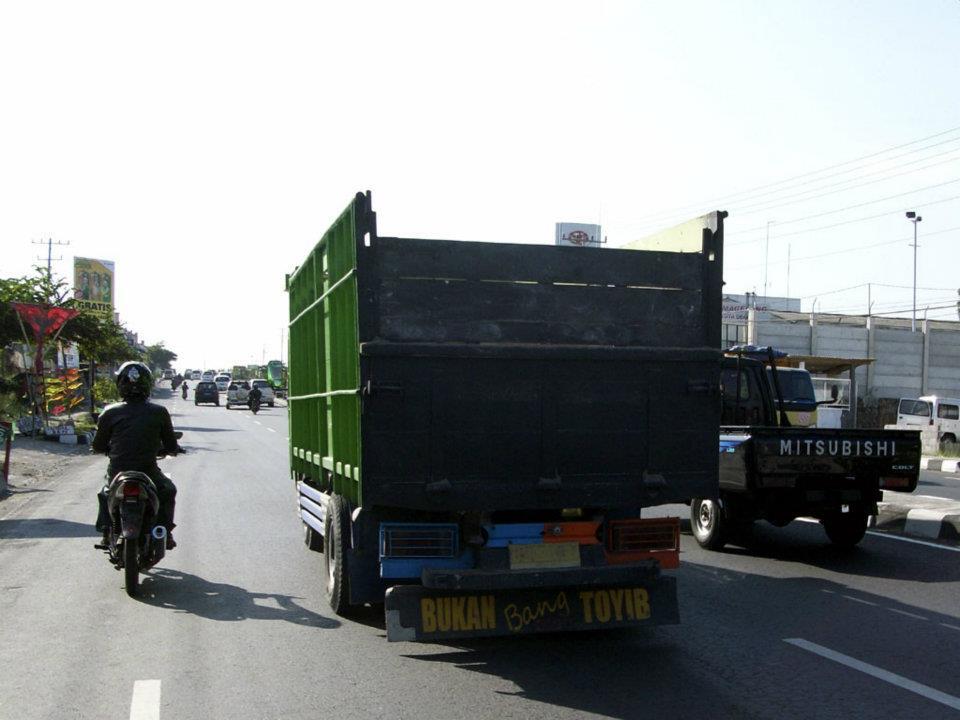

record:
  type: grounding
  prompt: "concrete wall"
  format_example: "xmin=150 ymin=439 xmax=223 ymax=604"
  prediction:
xmin=928 ymin=330 xmax=960 ymax=397
xmin=754 ymin=312 xmax=960 ymax=404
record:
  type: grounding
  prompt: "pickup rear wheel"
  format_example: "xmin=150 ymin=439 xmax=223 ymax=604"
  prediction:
xmin=691 ymin=498 xmax=728 ymax=550
xmin=822 ymin=511 xmax=868 ymax=549
xmin=323 ymin=493 xmax=351 ymax=615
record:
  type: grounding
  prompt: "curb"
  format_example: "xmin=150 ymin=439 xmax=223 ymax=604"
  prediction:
xmin=920 ymin=456 xmax=960 ymax=473
xmin=874 ymin=502 xmax=960 ymax=542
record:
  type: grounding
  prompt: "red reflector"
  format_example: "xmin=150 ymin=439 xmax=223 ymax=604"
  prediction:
xmin=880 ymin=476 xmax=911 ymax=489
xmin=606 ymin=518 xmax=680 ymax=569
xmin=122 ymin=484 xmax=141 ymax=497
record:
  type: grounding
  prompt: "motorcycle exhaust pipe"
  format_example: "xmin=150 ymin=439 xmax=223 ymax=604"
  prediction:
xmin=150 ymin=525 xmax=167 ymax=562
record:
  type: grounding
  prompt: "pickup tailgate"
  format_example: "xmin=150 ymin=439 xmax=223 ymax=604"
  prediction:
xmin=749 ymin=427 xmax=920 ymax=489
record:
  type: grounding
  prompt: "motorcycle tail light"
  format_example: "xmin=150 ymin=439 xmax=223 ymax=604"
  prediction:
xmin=122 ymin=484 xmax=141 ymax=497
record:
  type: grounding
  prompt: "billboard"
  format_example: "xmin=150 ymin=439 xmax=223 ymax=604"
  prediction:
xmin=73 ymin=257 xmax=115 ymax=319
xmin=555 ymin=222 xmax=603 ymax=248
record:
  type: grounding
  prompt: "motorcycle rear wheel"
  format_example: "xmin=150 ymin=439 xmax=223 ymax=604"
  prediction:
xmin=123 ymin=539 xmax=140 ymax=597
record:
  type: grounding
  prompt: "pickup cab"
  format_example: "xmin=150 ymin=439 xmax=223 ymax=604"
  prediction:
xmin=690 ymin=355 xmax=921 ymax=550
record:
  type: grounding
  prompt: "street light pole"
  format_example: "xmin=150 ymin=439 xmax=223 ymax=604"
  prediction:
xmin=906 ymin=211 xmax=922 ymax=332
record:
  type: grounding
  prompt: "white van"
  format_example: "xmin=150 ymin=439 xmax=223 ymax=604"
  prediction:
xmin=897 ymin=395 xmax=960 ymax=450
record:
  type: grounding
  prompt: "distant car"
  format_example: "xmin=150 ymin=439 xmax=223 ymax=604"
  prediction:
xmin=250 ymin=379 xmax=276 ymax=407
xmin=161 ymin=369 xmax=174 ymax=380
xmin=191 ymin=371 xmax=201 ymax=381
xmin=226 ymin=380 xmax=251 ymax=409
xmin=214 ymin=374 xmax=231 ymax=392
xmin=194 ymin=381 xmax=219 ymax=406
xmin=201 ymin=371 xmax=215 ymax=382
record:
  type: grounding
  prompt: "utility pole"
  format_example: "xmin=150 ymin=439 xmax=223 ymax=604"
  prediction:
xmin=906 ymin=212 xmax=922 ymax=332
xmin=763 ymin=221 xmax=774 ymax=300
xmin=786 ymin=243 xmax=791 ymax=298
xmin=32 ymin=238 xmax=70 ymax=288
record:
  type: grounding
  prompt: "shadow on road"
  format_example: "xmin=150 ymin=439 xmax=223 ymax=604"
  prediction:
xmin=705 ymin=520 xmax=960 ymax=583
xmin=136 ymin=567 xmax=340 ymax=629
xmin=0 ymin=517 xmax=97 ymax=539
xmin=402 ymin=630 xmax=747 ymax=718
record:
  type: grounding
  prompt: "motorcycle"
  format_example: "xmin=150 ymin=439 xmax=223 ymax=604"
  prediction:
xmin=249 ymin=395 xmax=261 ymax=414
xmin=96 ymin=433 xmax=183 ymax=597
xmin=181 ymin=383 xmax=188 ymax=400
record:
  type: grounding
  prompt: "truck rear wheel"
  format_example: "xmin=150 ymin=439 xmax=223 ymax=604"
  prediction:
xmin=822 ymin=511 xmax=868 ymax=549
xmin=323 ymin=494 xmax=351 ymax=615
xmin=691 ymin=498 xmax=728 ymax=550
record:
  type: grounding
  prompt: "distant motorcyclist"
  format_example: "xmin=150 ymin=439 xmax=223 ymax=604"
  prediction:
xmin=92 ymin=362 xmax=182 ymax=550
xmin=181 ymin=381 xmax=189 ymax=400
xmin=172 ymin=373 xmax=183 ymax=391
xmin=248 ymin=384 xmax=263 ymax=411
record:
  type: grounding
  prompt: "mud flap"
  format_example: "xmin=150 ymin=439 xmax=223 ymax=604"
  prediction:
xmin=384 ymin=577 xmax=678 ymax=642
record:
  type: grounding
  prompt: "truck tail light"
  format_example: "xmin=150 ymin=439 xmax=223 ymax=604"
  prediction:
xmin=380 ymin=523 xmax=458 ymax=559
xmin=606 ymin=518 xmax=680 ymax=569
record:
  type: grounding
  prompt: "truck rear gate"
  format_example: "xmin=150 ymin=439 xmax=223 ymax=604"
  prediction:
xmin=287 ymin=192 xmax=725 ymax=639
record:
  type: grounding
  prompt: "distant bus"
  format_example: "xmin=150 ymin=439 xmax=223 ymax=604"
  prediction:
xmin=266 ymin=360 xmax=287 ymax=394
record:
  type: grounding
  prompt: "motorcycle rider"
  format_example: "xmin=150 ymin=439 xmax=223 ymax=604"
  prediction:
xmin=92 ymin=362 xmax=182 ymax=550
xmin=248 ymin=383 xmax=263 ymax=411
xmin=181 ymin=380 xmax=189 ymax=400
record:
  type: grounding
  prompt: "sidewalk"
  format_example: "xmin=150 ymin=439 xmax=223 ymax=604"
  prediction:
xmin=920 ymin=455 xmax=960 ymax=473
xmin=874 ymin=491 xmax=960 ymax=542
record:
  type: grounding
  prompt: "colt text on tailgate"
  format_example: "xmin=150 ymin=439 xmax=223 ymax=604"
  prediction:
xmin=779 ymin=439 xmax=896 ymax=457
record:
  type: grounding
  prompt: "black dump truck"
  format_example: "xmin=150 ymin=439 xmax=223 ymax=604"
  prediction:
xmin=690 ymin=351 xmax=921 ymax=550
xmin=286 ymin=192 xmax=726 ymax=641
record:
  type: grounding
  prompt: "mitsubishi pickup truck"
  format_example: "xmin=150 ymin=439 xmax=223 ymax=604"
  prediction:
xmin=690 ymin=352 xmax=920 ymax=550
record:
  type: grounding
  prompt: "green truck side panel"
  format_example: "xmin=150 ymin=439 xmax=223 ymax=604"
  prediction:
xmin=287 ymin=196 xmax=362 ymax=506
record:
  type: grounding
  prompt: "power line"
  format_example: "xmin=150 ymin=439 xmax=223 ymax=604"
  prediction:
xmin=728 ymin=177 xmax=960 ymax=236
xmin=726 ymin=192 xmax=960 ymax=246
xmin=732 ymin=151 xmax=960 ymax=219
xmin=726 ymin=226 xmax=960 ymax=272
xmin=611 ymin=124 xmax=960 ymax=232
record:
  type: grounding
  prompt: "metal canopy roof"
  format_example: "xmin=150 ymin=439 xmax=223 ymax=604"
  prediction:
xmin=769 ymin=355 xmax=874 ymax=375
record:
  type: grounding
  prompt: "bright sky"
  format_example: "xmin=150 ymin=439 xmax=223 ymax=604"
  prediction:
xmin=3 ymin=1 xmax=959 ymax=371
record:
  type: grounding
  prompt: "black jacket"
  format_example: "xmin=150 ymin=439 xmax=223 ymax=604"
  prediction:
xmin=92 ymin=399 xmax=178 ymax=471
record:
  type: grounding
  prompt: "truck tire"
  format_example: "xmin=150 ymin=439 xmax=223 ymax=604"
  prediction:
xmin=822 ymin=511 xmax=868 ymax=549
xmin=323 ymin=493 xmax=351 ymax=615
xmin=691 ymin=498 xmax=728 ymax=550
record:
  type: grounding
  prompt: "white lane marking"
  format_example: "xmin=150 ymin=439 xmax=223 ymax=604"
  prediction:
xmin=841 ymin=594 xmax=877 ymax=606
xmin=864 ymin=531 xmax=960 ymax=553
xmin=887 ymin=608 xmax=929 ymax=621
xmin=796 ymin=518 xmax=960 ymax=553
xmin=129 ymin=679 xmax=161 ymax=720
xmin=254 ymin=421 xmax=262 ymax=426
xmin=267 ymin=428 xmax=276 ymax=433
xmin=785 ymin=639 xmax=960 ymax=711
xmin=941 ymin=623 xmax=960 ymax=632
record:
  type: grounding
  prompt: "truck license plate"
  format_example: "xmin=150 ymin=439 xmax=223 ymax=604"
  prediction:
xmin=508 ymin=542 xmax=580 ymax=570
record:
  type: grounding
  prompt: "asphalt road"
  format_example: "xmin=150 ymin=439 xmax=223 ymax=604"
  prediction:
xmin=915 ymin=468 xmax=960 ymax=502
xmin=1 ymin=387 xmax=958 ymax=720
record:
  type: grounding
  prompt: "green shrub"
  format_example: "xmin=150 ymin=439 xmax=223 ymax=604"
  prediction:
xmin=93 ymin=377 xmax=120 ymax=406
